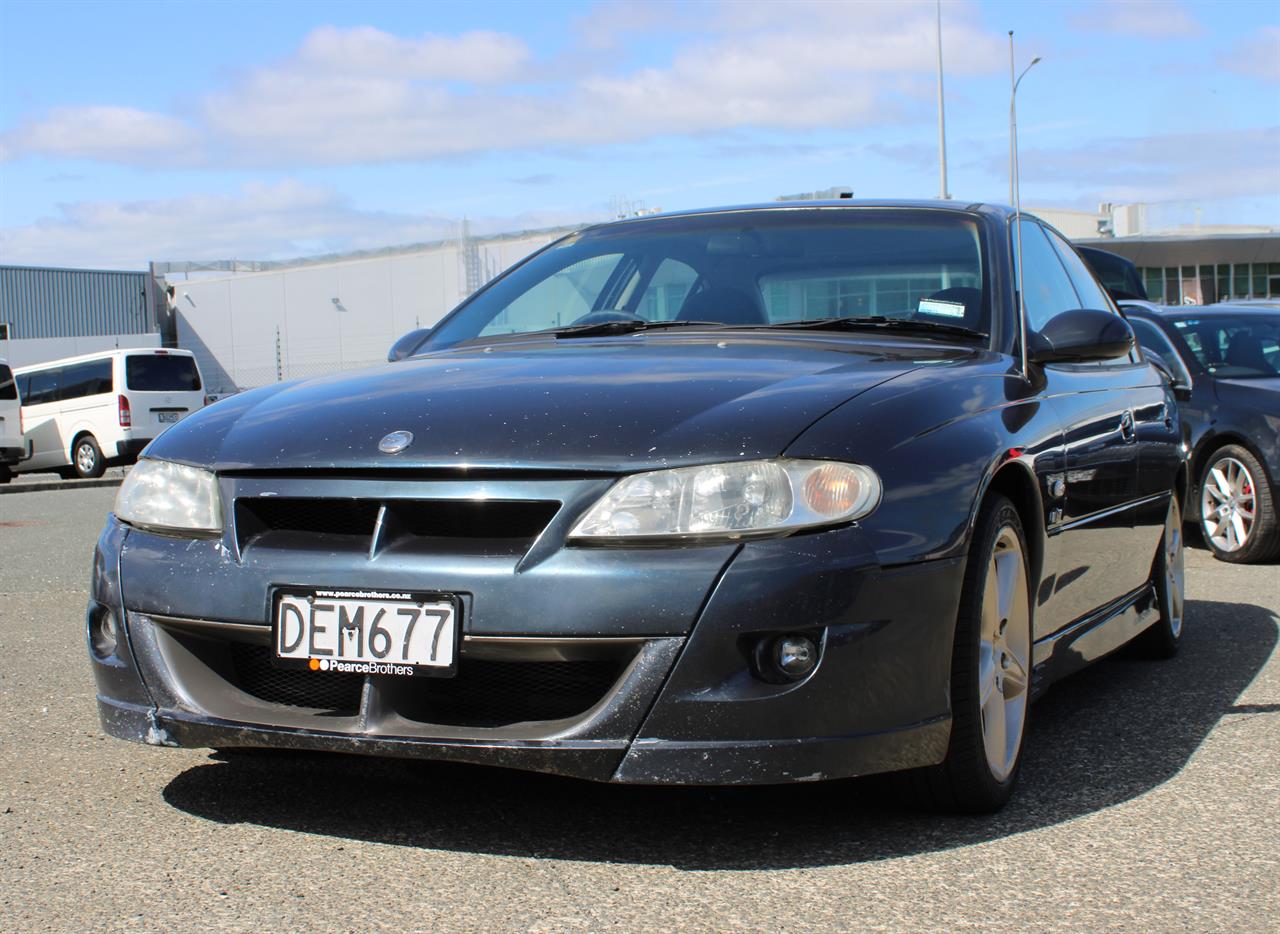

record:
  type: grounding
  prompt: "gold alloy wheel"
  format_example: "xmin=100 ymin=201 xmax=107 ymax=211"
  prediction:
xmin=978 ymin=526 xmax=1031 ymax=782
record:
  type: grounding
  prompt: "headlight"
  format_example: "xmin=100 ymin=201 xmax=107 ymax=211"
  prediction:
xmin=569 ymin=459 xmax=881 ymax=542
xmin=114 ymin=459 xmax=222 ymax=535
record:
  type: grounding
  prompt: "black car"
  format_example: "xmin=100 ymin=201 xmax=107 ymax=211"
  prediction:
xmin=1121 ymin=302 xmax=1279 ymax=562
xmin=89 ymin=202 xmax=1185 ymax=813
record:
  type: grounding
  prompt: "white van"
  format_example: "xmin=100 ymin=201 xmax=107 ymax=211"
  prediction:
xmin=13 ymin=348 xmax=205 ymax=479
xmin=0 ymin=359 xmax=22 ymax=483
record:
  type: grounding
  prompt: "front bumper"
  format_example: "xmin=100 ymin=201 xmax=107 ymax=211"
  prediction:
xmin=89 ymin=482 xmax=964 ymax=784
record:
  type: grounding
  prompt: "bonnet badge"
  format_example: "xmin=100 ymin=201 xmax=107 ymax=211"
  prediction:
xmin=378 ymin=431 xmax=414 ymax=454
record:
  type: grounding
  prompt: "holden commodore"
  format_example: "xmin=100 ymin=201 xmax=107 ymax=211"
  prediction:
xmin=89 ymin=201 xmax=1185 ymax=812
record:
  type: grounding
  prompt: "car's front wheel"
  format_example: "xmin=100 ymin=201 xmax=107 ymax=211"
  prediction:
xmin=1199 ymin=444 xmax=1279 ymax=563
xmin=918 ymin=494 xmax=1032 ymax=813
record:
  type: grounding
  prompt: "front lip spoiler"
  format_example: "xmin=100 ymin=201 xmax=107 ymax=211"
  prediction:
xmin=96 ymin=696 xmax=952 ymax=786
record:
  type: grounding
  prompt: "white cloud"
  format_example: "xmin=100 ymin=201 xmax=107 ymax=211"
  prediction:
xmin=0 ymin=106 xmax=199 ymax=164
xmin=1069 ymin=1 xmax=1203 ymax=38
xmin=1219 ymin=27 xmax=1280 ymax=83
xmin=1017 ymin=126 xmax=1280 ymax=203
xmin=0 ymin=180 xmax=598 ymax=269
xmin=295 ymin=26 xmax=531 ymax=82
xmin=2 ymin=3 xmax=1003 ymax=168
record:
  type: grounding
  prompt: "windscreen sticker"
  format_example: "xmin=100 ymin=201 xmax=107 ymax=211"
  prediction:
xmin=917 ymin=299 xmax=966 ymax=319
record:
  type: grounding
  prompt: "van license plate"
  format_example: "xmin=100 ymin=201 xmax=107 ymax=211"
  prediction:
xmin=274 ymin=589 xmax=457 ymax=676
xmin=157 ymin=412 xmax=181 ymax=423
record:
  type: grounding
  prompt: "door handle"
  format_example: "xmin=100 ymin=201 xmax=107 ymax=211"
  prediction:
xmin=1120 ymin=410 xmax=1136 ymax=442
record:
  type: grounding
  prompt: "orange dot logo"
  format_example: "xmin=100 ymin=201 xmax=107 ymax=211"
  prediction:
xmin=308 ymin=658 xmax=320 ymax=671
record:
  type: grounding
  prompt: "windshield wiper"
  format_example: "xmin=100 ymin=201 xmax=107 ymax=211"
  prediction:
xmin=550 ymin=319 xmax=729 ymax=339
xmin=762 ymin=315 xmax=988 ymax=340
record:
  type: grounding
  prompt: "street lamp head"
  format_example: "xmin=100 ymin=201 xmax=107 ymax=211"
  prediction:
xmin=1030 ymin=56 xmax=1042 ymax=66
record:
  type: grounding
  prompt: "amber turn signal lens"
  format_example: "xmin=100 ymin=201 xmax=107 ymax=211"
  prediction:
xmin=802 ymin=463 xmax=862 ymax=517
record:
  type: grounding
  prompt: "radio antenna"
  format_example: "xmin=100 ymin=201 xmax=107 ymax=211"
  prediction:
xmin=1009 ymin=30 xmax=1041 ymax=381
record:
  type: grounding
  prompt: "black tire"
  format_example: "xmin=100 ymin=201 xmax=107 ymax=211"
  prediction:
xmin=0 ymin=464 xmax=11 ymax=484
xmin=71 ymin=435 xmax=105 ymax=479
xmin=1197 ymin=444 xmax=1279 ymax=563
xmin=915 ymin=495 xmax=1032 ymax=813
xmin=1132 ymin=494 xmax=1185 ymax=659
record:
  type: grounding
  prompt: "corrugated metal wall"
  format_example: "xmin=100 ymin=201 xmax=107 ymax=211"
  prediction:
xmin=0 ymin=265 xmax=153 ymax=339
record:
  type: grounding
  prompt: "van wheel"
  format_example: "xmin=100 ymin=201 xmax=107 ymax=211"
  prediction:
xmin=72 ymin=435 xmax=106 ymax=479
xmin=0 ymin=465 xmax=11 ymax=484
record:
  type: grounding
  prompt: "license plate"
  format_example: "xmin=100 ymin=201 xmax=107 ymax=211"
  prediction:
xmin=274 ymin=588 xmax=457 ymax=677
xmin=157 ymin=412 xmax=181 ymax=424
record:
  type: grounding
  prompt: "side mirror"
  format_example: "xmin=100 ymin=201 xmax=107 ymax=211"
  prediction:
xmin=1144 ymin=349 xmax=1175 ymax=382
xmin=1141 ymin=348 xmax=1192 ymax=391
xmin=388 ymin=327 xmax=432 ymax=363
xmin=1028 ymin=309 xmax=1134 ymax=364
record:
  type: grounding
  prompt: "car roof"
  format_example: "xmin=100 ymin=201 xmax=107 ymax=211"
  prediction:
xmin=583 ymin=199 xmax=1012 ymax=233
xmin=1123 ymin=302 xmax=1280 ymax=321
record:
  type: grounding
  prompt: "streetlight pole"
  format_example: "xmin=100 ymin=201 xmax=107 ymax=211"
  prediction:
xmin=1009 ymin=30 xmax=1041 ymax=381
xmin=936 ymin=0 xmax=950 ymax=200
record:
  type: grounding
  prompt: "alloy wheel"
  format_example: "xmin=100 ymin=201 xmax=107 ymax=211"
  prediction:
xmin=1201 ymin=456 xmax=1256 ymax=552
xmin=1162 ymin=496 xmax=1185 ymax=639
xmin=978 ymin=526 xmax=1031 ymax=782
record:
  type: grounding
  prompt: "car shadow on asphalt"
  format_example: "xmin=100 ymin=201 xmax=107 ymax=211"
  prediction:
xmin=162 ymin=598 xmax=1278 ymax=870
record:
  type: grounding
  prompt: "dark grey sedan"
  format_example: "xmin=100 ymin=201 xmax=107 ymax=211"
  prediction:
xmin=89 ymin=202 xmax=1185 ymax=812
xmin=1122 ymin=302 xmax=1280 ymax=562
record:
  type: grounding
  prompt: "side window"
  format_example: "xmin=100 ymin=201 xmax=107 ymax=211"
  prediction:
xmin=1044 ymin=228 xmax=1113 ymax=311
xmin=0 ymin=364 xmax=15 ymax=401
xmin=60 ymin=360 xmax=113 ymax=401
xmin=480 ymin=253 xmax=626 ymax=336
xmin=24 ymin=368 xmax=61 ymax=406
xmin=1014 ymin=220 xmax=1080 ymax=332
xmin=635 ymin=259 xmax=698 ymax=321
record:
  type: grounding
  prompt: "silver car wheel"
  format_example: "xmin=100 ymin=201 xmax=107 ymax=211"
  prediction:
xmin=1162 ymin=496 xmax=1185 ymax=639
xmin=978 ymin=526 xmax=1031 ymax=783
xmin=1201 ymin=456 xmax=1256 ymax=552
xmin=76 ymin=442 xmax=97 ymax=475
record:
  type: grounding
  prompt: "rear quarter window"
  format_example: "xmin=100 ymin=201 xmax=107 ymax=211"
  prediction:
xmin=126 ymin=355 xmax=201 ymax=392
xmin=0 ymin=364 xmax=15 ymax=401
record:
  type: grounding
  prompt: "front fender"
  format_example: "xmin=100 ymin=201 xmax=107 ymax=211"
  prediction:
xmin=786 ymin=361 xmax=1063 ymax=566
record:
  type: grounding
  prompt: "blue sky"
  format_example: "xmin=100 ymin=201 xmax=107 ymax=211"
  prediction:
xmin=1 ymin=0 xmax=1276 ymax=269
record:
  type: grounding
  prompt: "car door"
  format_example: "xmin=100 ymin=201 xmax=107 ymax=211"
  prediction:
xmin=1017 ymin=221 xmax=1155 ymax=637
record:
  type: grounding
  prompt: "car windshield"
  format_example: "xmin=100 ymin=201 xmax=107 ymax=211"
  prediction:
xmin=1171 ymin=313 xmax=1280 ymax=378
xmin=424 ymin=210 xmax=990 ymax=349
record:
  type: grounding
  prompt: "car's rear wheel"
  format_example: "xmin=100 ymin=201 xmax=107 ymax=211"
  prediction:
xmin=917 ymin=495 xmax=1031 ymax=813
xmin=1199 ymin=444 xmax=1279 ymax=563
xmin=1132 ymin=493 xmax=1185 ymax=658
xmin=0 ymin=464 xmax=11 ymax=484
xmin=72 ymin=435 xmax=105 ymax=479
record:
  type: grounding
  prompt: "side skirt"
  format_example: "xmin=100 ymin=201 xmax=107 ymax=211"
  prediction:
xmin=1030 ymin=584 xmax=1160 ymax=697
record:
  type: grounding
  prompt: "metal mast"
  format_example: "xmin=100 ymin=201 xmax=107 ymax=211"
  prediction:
xmin=936 ymin=0 xmax=950 ymax=199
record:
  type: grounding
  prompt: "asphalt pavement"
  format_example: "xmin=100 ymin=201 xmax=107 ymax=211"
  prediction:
xmin=1 ymin=487 xmax=1277 ymax=932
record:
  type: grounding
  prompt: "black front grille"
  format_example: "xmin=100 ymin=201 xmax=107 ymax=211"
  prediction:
xmin=226 ymin=644 xmax=625 ymax=726
xmin=234 ymin=497 xmax=560 ymax=556
xmin=230 ymin=642 xmax=365 ymax=714
xmin=390 ymin=657 xmax=626 ymax=726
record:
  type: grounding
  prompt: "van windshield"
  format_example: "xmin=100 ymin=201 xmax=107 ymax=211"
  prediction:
xmin=126 ymin=355 xmax=201 ymax=392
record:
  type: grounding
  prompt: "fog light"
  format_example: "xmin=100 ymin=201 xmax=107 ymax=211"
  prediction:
xmin=752 ymin=632 xmax=820 ymax=683
xmin=89 ymin=607 xmax=118 ymax=658
xmin=774 ymin=635 xmax=818 ymax=678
